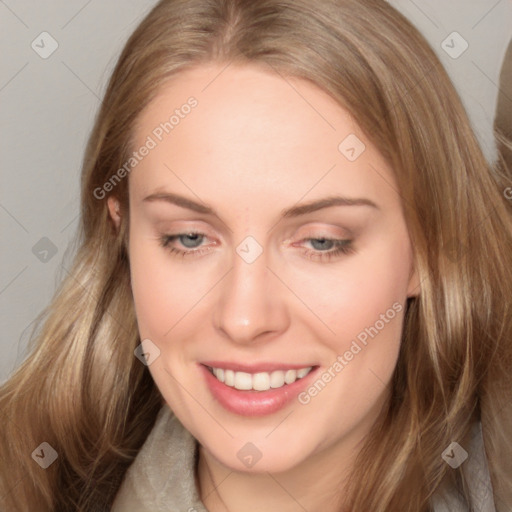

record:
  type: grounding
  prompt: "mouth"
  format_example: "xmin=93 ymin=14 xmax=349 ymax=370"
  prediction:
xmin=204 ymin=364 xmax=314 ymax=391
xmin=199 ymin=362 xmax=320 ymax=416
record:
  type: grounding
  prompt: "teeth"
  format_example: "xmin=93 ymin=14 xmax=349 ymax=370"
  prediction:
xmin=213 ymin=368 xmax=225 ymax=383
xmin=224 ymin=369 xmax=235 ymax=386
xmin=284 ymin=369 xmax=297 ymax=384
xmin=209 ymin=366 xmax=313 ymax=391
xmin=270 ymin=371 xmax=285 ymax=388
xmin=296 ymin=368 xmax=310 ymax=378
xmin=234 ymin=371 xmax=253 ymax=390
xmin=253 ymin=372 xmax=270 ymax=391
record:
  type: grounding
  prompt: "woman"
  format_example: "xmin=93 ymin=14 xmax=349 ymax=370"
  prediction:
xmin=1 ymin=0 xmax=511 ymax=510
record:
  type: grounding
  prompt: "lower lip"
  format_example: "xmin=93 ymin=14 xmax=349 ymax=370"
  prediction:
xmin=199 ymin=364 xmax=319 ymax=417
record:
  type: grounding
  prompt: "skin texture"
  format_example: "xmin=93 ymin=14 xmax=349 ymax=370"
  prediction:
xmin=108 ymin=62 xmax=420 ymax=512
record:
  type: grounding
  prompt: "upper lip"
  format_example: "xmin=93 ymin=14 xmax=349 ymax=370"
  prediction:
xmin=201 ymin=361 xmax=317 ymax=373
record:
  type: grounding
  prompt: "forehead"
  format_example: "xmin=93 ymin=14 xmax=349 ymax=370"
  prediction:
xmin=129 ymin=63 xmax=399 ymax=213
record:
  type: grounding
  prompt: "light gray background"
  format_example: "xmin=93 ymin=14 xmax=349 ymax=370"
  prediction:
xmin=1 ymin=0 xmax=511 ymax=383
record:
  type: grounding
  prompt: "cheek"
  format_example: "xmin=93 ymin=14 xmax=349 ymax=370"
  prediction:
xmin=128 ymin=224 xmax=221 ymax=341
xmin=128 ymin=225 xmax=185 ymax=338
xmin=291 ymin=229 xmax=411 ymax=349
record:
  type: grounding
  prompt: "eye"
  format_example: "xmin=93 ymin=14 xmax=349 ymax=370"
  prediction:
xmin=299 ymin=237 xmax=354 ymax=262
xmin=158 ymin=232 xmax=354 ymax=262
xmin=159 ymin=231 xmax=213 ymax=258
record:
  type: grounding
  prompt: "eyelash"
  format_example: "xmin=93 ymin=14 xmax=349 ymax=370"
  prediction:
xmin=158 ymin=231 xmax=354 ymax=262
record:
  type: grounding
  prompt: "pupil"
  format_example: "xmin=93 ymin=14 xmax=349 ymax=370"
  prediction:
xmin=311 ymin=238 xmax=333 ymax=251
xmin=181 ymin=233 xmax=201 ymax=248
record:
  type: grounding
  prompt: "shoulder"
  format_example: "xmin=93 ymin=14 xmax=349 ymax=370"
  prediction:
xmin=111 ymin=405 xmax=207 ymax=512
xmin=431 ymin=421 xmax=496 ymax=512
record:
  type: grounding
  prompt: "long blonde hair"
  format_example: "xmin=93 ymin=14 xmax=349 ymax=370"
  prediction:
xmin=1 ymin=1 xmax=511 ymax=510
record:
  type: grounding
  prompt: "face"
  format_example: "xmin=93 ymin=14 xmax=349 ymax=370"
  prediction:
xmin=109 ymin=62 xmax=419 ymax=474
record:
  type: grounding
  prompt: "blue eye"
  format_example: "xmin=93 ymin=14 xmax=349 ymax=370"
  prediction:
xmin=300 ymin=238 xmax=354 ymax=262
xmin=159 ymin=233 xmax=354 ymax=261
xmin=171 ymin=233 xmax=203 ymax=249
xmin=159 ymin=232 xmax=210 ymax=258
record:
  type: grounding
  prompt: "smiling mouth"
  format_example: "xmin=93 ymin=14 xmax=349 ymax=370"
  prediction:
xmin=204 ymin=365 xmax=315 ymax=391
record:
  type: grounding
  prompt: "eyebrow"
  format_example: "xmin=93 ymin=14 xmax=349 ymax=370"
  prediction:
xmin=142 ymin=191 xmax=379 ymax=218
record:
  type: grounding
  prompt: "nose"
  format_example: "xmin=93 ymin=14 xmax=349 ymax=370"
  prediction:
xmin=212 ymin=242 xmax=289 ymax=345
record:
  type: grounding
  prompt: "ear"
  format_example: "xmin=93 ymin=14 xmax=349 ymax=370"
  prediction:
xmin=107 ymin=196 xmax=122 ymax=231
